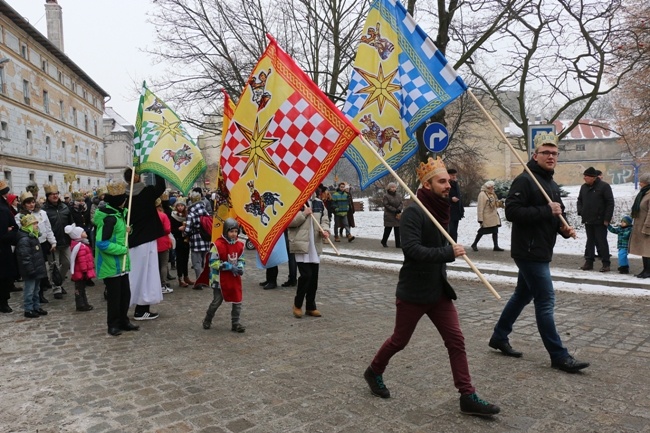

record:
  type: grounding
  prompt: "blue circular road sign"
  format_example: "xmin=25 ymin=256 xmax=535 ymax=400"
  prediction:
xmin=423 ymin=122 xmax=449 ymax=153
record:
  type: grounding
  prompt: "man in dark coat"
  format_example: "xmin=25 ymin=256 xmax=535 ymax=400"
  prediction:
xmin=42 ymin=184 xmax=74 ymax=298
xmin=577 ymin=167 xmax=615 ymax=272
xmin=447 ymin=168 xmax=464 ymax=242
xmin=124 ymin=168 xmax=166 ymax=320
xmin=363 ymin=157 xmax=500 ymax=417
xmin=0 ymin=179 xmax=19 ymax=313
xmin=489 ymin=133 xmax=590 ymax=373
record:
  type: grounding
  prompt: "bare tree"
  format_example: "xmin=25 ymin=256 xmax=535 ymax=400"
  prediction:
xmin=611 ymin=0 xmax=650 ymax=163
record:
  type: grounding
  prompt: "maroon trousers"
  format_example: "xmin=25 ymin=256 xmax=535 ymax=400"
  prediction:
xmin=370 ymin=296 xmax=475 ymax=395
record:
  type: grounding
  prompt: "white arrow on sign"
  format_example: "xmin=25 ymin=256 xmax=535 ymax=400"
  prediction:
xmin=429 ymin=130 xmax=447 ymax=144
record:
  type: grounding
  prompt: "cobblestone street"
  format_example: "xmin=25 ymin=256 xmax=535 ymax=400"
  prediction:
xmin=2 ymin=253 xmax=650 ymax=432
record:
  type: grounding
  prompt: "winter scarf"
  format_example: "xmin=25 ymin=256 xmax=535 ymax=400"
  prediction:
xmin=416 ymin=187 xmax=450 ymax=227
xmin=171 ymin=210 xmax=187 ymax=223
xmin=631 ymin=184 xmax=650 ymax=219
xmin=20 ymin=224 xmax=40 ymax=238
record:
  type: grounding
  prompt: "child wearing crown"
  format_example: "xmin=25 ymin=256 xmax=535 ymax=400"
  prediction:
xmin=15 ymin=214 xmax=48 ymax=318
xmin=65 ymin=224 xmax=96 ymax=311
xmin=94 ymin=181 xmax=139 ymax=336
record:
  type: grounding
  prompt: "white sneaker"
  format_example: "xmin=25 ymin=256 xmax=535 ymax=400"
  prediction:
xmin=161 ymin=285 xmax=173 ymax=294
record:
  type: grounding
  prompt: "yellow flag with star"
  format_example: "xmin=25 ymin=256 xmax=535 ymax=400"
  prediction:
xmin=133 ymin=82 xmax=207 ymax=194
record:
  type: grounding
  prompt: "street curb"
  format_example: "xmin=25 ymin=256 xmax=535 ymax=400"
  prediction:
xmin=323 ymin=250 xmax=650 ymax=290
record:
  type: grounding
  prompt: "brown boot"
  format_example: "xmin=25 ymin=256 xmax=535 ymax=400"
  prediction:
xmin=179 ymin=277 xmax=189 ymax=288
xmin=579 ymin=261 xmax=594 ymax=271
xmin=334 ymin=236 xmax=340 ymax=242
xmin=184 ymin=276 xmax=195 ymax=285
xmin=347 ymin=234 xmax=355 ymax=242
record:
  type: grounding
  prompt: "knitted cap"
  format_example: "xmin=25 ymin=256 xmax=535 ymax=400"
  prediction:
xmin=64 ymin=224 xmax=84 ymax=240
xmin=621 ymin=215 xmax=633 ymax=226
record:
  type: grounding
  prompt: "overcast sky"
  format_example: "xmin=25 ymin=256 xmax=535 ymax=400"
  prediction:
xmin=7 ymin=0 xmax=161 ymax=124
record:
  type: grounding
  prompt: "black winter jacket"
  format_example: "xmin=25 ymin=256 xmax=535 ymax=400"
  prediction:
xmin=577 ymin=178 xmax=615 ymax=225
xmin=15 ymin=230 xmax=47 ymax=279
xmin=43 ymin=199 xmax=73 ymax=247
xmin=506 ymin=160 xmax=568 ymax=262
xmin=449 ymin=180 xmax=464 ymax=221
xmin=395 ymin=204 xmax=457 ymax=304
xmin=127 ymin=175 xmax=166 ymax=248
xmin=0 ymin=196 xmax=18 ymax=280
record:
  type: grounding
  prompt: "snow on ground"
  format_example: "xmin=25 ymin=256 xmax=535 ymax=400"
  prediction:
xmin=325 ymin=183 xmax=650 ymax=298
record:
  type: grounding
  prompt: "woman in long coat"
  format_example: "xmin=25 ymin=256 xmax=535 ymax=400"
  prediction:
xmin=381 ymin=182 xmax=403 ymax=248
xmin=0 ymin=181 xmax=19 ymax=313
xmin=471 ymin=180 xmax=504 ymax=252
xmin=629 ymin=172 xmax=650 ymax=278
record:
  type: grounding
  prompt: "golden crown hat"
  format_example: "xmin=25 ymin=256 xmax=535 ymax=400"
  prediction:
xmin=534 ymin=132 xmax=558 ymax=148
xmin=0 ymin=179 xmax=8 ymax=191
xmin=155 ymin=198 xmax=162 ymax=207
xmin=19 ymin=191 xmax=34 ymax=202
xmin=20 ymin=213 xmax=38 ymax=227
xmin=71 ymin=191 xmax=84 ymax=201
xmin=417 ymin=157 xmax=447 ymax=184
xmin=96 ymin=186 xmax=107 ymax=196
xmin=161 ymin=191 xmax=169 ymax=201
xmin=43 ymin=183 xmax=59 ymax=195
xmin=106 ymin=181 xmax=127 ymax=196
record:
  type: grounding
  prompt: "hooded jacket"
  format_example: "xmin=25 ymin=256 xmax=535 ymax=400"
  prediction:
xmin=15 ymin=229 xmax=47 ymax=279
xmin=94 ymin=204 xmax=130 ymax=279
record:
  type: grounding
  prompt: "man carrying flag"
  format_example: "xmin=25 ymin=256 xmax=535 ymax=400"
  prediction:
xmin=127 ymin=83 xmax=207 ymax=319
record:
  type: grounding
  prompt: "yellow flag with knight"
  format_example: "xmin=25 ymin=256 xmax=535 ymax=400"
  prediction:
xmin=133 ymin=82 xmax=207 ymax=194
xmin=221 ymin=35 xmax=360 ymax=265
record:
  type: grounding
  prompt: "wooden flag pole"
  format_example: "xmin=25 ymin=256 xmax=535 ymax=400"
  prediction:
xmin=121 ymin=167 xmax=136 ymax=269
xmin=466 ymin=89 xmax=574 ymax=236
xmin=358 ymin=136 xmax=500 ymax=300
xmin=310 ymin=214 xmax=340 ymax=255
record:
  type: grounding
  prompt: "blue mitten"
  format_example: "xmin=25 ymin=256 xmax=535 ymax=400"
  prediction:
xmin=219 ymin=262 xmax=232 ymax=271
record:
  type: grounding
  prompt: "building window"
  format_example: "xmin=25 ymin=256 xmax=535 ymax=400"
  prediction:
xmin=3 ymin=170 xmax=11 ymax=190
xmin=0 ymin=121 xmax=7 ymax=139
xmin=0 ymin=67 xmax=5 ymax=94
xmin=84 ymin=114 xmax=88 ymax=132
xmin=87 ymin=178 xmax=91 ymax=186
xmin=23 ymin=80 xmax=30 ymax=104
xmin=94 ymin=120 xmax=98 ymax=136
xmin=71 ymin=82 xmax=76 ymax=93
xmin=26 ymin=129 xmax=33 ymax=154
xmin=82 ymin=89 xmax=87 ymax=100
xmin=62 ymin=140 xmax=66 ymax=161
xmin=41 ymin=58 xmax=48 ymax=72
xmin=72 ymin=107 xmax=77 ymax=127
xmin=45 ymin=136 xmax=51 ymax=159
xmin=20 ymin=44 xmax=28 ymax=59
xmin=29 ymin=172 xmax=35 ymax=181
xmin=59 ymin=100 xmax=64 ymax=120
xmin=576 ymin=143 xmax=586 ymax=152
xmin=43 ymin=90 xmax=50 ymax=114
xmin=48 ymin=174 xmax=53 ymax=183
xmin=58 ymin=70 xmax=63 ymax=83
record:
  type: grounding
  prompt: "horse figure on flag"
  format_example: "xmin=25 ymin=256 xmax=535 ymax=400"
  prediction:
xmin=243 ymin=180 xmax=284 ymax=226
xmin=145 ymin=98 xmax=166 ymax=114
xmin=359 ymin=114 xmax=401 ymax=157
xmin=360 ymin=22 xmax=394 ymax=60
xmin=161 ymin=143 xmax=193 ymax=171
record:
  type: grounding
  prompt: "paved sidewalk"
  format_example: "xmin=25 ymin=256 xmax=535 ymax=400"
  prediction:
xmin=2 ymin=249 xmax=650 ymax=432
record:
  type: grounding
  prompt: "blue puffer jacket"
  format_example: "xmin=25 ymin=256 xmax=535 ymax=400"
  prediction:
xmin=15 ymin=230 xmax=47 ymax=279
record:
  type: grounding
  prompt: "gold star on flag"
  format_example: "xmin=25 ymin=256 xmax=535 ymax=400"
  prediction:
xmin=150 ymin=116 xmax=183 ymax=142
xmin=235 ymin=118 xmax=281 ymax=177
xmin=354 ymin=64 xmax=401 ymax=114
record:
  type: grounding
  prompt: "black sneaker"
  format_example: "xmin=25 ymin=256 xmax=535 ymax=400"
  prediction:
xmin=24 ymin=310 xmax=40 ymax=318
xmin=551 ymin=355 xmax=590 ymax=373
xmin=460 ymin=393 xmax=500 ymax=416
xmin=281 ymin=280 xmax=297 ymax=287
xmin=133 ymin=312 xmax=159 ymax=321
xmin=363 ymin=366 xmax=390 ymax=398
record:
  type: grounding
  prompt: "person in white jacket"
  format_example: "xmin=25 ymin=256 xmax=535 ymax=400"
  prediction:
xmin=287 ymin=194 xmax=330 ymax=319
xmin=15 ymin=192 xmax=57 ymax=303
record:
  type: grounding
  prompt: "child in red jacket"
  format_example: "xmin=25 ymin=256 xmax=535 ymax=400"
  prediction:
xmin=65 ymin=224 xmax=96 ymax=311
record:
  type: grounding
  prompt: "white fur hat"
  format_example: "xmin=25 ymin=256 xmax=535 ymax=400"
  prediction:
xmin=64 ymin=224 xmax=84 ymax=240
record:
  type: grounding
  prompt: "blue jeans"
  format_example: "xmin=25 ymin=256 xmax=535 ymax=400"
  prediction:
xmin=618 ymin=248 xmax=629 ymax=267
xmin=23 ymin=278 xmax=40 ymax=312
xmin=491 ymin=259 xmax=569 ymax=361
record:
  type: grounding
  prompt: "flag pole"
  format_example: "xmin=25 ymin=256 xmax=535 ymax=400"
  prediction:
xmin=310 ymin=214 xmax=340 ymax=255
xmin=358 ymin=136 xmax=500 ymax=300
xmin=466 ymin=89 xmax=575 ymax=236
xmin=121 ymin=167 xmax=136 ymax=269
